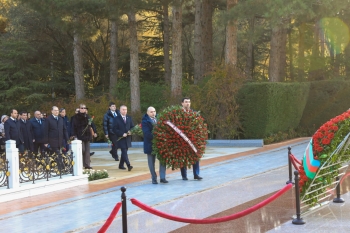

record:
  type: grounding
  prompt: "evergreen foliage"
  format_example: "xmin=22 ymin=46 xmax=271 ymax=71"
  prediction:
xmin=300 ymin=80 xmax=350 ymax=130
xmin=237 ymin=82 xmax=310 ymax=138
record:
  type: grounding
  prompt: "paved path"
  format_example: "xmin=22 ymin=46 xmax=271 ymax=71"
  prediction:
xmin=3 ymin=137 xmax=349 ymax=233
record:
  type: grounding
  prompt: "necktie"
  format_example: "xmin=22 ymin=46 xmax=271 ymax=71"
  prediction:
xmin=123 ymin=116 xmax=126 ymax=123
xmin=38 ymin=120 xmax=41 ymax=124
xmin=55 ymin=116 xmax=58 ymax=121
xmin=113 ymin=112 xmax=117 ymax=117
xmin=153 ymin=118 xmax=157 ymax=124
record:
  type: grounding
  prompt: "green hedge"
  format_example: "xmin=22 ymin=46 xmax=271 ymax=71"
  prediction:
xmin=237 ymin=82 xmax=310 ymax=138
xmin=300 ymin=80 xmax=350 ymax=130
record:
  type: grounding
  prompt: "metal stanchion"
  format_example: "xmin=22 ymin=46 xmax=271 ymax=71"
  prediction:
xmin=333 ymin=176 xmax=345 ymax=203
xmin=121 ymin=186 xmax=128 ymax=233
xmin=292 ymin=171 xmax=305 ymax=225
xmin=286 ymin=147 xmax=293 ymax=184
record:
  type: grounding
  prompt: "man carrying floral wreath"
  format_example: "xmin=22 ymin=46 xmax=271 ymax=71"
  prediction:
xmin=180 ymin=97 xmax=203 ymax=181
xmin=71 ymin=104 xmax=93 ymax=169
xmin=142 ymin=106 xmax=168 ymax=184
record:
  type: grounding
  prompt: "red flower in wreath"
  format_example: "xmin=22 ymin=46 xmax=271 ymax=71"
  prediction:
xmin=152 ymin=106 xmax=208 ymax=170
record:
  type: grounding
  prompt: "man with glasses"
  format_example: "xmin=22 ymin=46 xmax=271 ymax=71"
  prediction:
xmin=44 ymin=106 xmax=68 ymax=153
xmin=71 ymin=104 xmax=93 ymax=169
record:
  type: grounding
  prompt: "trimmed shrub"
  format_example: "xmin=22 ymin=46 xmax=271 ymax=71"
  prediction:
xmin=300 ymin=80 xmax=350 ymax=130
xmin=237 ymin=82 xmax=310 ymax=138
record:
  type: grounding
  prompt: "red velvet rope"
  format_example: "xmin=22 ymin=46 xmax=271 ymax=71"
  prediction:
xmin=290 ymin=154 xmax=301 ymax=165
xmin=289 ymin=154 xmax=300 ymax=170
xmin=98 ymin=202 xmax=122 ymax=233
xmin=130 ymin=183 xmax=292 ymax=224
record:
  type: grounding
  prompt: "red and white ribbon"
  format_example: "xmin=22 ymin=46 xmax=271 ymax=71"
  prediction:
xmin=166 ymin=121 xmax=197 ymax=153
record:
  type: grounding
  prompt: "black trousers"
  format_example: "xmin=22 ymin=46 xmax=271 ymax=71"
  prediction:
xmin=109 ymin=134 xmax=119 ymax=159
xmin=119 ymin=148 xmax=130 ymax=168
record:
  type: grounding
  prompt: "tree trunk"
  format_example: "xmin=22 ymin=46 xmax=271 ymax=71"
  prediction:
xmin=163 ymin=1 xmax=171 ymax=85
xmin=269 ymin=24 xmax=287 ymax=82
xmin=73 ymin=16 xmax=85 ymax=100
xmin=288 ymin=28 xmax=294 ymax=81
xmin=225 ymin=0 xmax=238 ymax=66
xmin=127 ymin=10 xmax=141 ymax=115
xmin=171 ymin=1 xmax=182 ymax=100
xmin=201 ymin=0 xmax=213 ymax=78
xmin=194 ymin=0 xmax=202 ymax=84
xmin=109 ymin=19 xmax=118 ymax=97
xmin=245 ymin=16 xmax=255 ymax=80
xmin=345 ymin=42 xmax=350 ymax=76
xmin=309 ymin=21 xmax=320 ymax=80
xmin=297 ymin=24 xmax=305 ymax=81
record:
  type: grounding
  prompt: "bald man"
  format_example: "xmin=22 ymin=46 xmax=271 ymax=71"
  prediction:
xmin=142 ymin=106 xmax=168 ymax=184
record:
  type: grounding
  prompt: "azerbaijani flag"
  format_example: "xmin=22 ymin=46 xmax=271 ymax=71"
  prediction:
xmin=303 ymin=139 xmax=321 ymax=179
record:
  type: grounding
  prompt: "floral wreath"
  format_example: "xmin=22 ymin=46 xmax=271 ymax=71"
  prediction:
xmin=299 ymin=109 xmax=350 ymax=204
xmin=152 ymin=105 xmax=208 ymax=169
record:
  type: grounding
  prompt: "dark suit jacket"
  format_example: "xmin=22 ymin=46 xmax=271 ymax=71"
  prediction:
xmin=142 ymin=114 xmax=155 ymax=154
xmin=112 ymin=114 xmax=134 ymax=149
xmin=19 ymin=120 xmax=34 ymax=151
xmin=4 ymin=118 xmax=24 ymax=146
xmin=30 ymin=118 xmax=46 ymax=143
xmin=45 ymin=115 xmax=68 ymax=148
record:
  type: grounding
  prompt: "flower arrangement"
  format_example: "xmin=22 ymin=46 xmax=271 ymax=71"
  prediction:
xmin=82 ymin=115 xmax=94 ymax=136
xmin=131 ymin=123 xmax=143 ymax=137
xmin=83 ymin=169 xmax=109 ymax=181
xmin=152 ymin=105 xmax=208 ymax=169
xmin=299 ymin=109 xmax=350 ymax=205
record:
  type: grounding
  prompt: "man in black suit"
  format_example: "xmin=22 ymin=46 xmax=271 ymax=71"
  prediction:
xmin=112 ymin=105 xmax=134 ymax=171
xmin=19 ymin=111 xmax=34 ymax=152
xmin=103 ymin=102 xmax=120 ymax=161
xmin=4 ymin=109 xmax=24 ymax=153
xmin=30 ymin=110 xmax=46 ymax=153
xmin=180 ymin=97 xmax=203 ymax=181
xmin=44 ymin=106 xmax=68 ymax=153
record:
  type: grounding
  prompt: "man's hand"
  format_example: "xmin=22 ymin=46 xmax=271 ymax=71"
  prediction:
xmin=105 ymin=135 xmax=109 ymax=138
xmin=94 ymin=133 xmax=97 ymax=138
xmin=123 ymin=133 xmax=127 ymax=137
xmin=127 ymin=131 xmax=131 ymax=135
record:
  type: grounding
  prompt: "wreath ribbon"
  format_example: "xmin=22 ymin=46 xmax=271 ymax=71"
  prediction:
xmin=166 ymin=121 xmax=197 ymax=153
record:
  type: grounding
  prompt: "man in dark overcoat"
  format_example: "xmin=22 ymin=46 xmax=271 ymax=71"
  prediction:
xmin=19 ymin=111 xmax=34 ymax=152
xmin=30 ymin=110 xmax=46 ymax=153
xmin=4 ymin=109 xmax=24 ymax=153
xmin=103 ymin=102 xmax=120 ymax=161
xmin=44 ymin=106 xmax=68 ymax=153
xmin=71 ymin=104 xmax=93 ymax=169
xmin=112 ymin=105 xmax=134 ymax=171
xmin=142 ymin=106 xmax=167 ymax=184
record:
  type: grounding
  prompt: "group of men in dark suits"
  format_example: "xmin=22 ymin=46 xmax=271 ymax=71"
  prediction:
xmin=4 ymin=107 xmax=69 ymax=154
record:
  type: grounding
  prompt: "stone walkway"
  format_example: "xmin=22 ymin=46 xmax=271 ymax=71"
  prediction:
xmin=1 ymin=137 xmax=350 ymax=232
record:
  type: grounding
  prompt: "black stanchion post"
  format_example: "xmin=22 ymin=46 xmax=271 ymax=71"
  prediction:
xmin=286 ymin=147 xmax=293 ymax=184
xmin=292 ymin=171 xmax=305 ymax=225
xmin=333 ymin=176 xmax=345 ymax=203
xmin=121 ymin=186 xmax=128 ymax=233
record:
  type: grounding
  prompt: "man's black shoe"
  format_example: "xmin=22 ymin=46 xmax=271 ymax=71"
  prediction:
xmin=182 ymin=177 xmax=188 ymax=180
xmin=152 ymin=180 xmax=158 ymax=184
xmin=160 ymin=179 xmax=168 ymax=183
xmin=194 ymin=175 xmax=203 ymax=180
xmin=109 ymin=150 xmax=112 ymax=154
xmin=128 ymin=166 xmax=133 ymax=171
xmin=115 ymin=158 xmax=119 ymax=161
xmin=90 ymin=152 xmax=95 ymax=156
xmin=85 ymin=166 xmax=93 ymax=169
xmin=119 ymin=167 xmax=126 ymax=170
